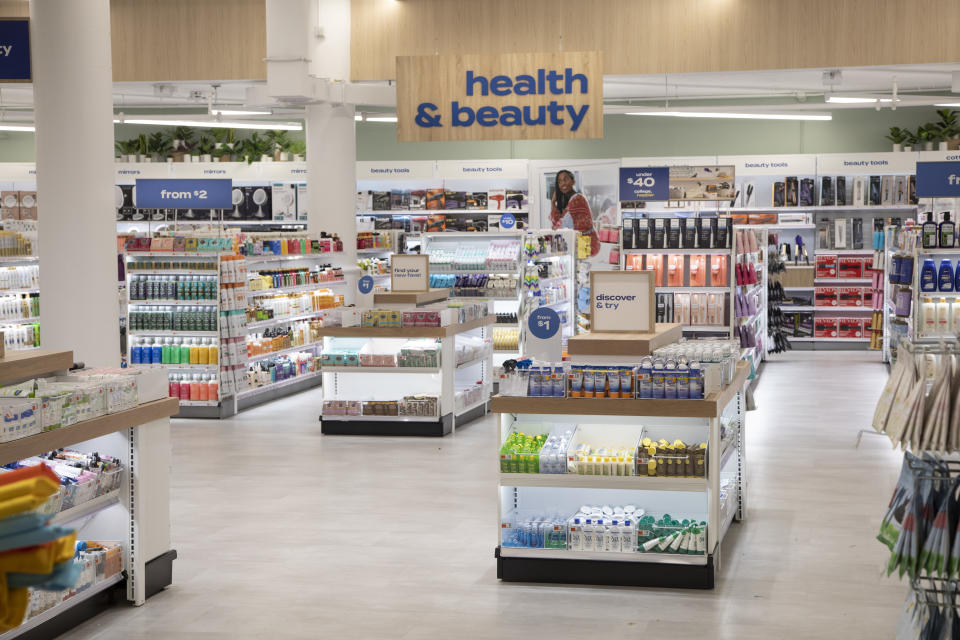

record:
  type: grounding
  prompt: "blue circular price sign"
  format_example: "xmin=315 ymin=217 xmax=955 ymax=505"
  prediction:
xmin=500 ymin=213 xmax=516 ymax=230
xmin=358 ymin=275 xmax=374 ymax=294
xmin=528 ymin=307 xmax=560 ymax=340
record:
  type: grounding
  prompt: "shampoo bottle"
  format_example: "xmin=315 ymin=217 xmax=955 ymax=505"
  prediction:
xmin=921 ymin=258 xmax=938 ymax=292
xmin=923 ymin=212 xmax=938 ymax=249
xmin=955 ymin=260 xmax=960 ymax=292
xmin=942 ymin=212 xmax=956 ymax=248
xmin=939 ymin=259 xmax=955 ymax=292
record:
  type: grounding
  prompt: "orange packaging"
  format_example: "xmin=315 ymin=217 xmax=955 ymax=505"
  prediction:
xmin=625 ymin=253 xmax=643 ymax=271
xmin=689 ymin=254 xmax=706 ymax=286
xmin=667 ymin=254 xmax=684 ymax=286
xmin=646 ymin=254 xmax=664 ymax=286
xmin=710 ymin=254 xmax=728 ymax=287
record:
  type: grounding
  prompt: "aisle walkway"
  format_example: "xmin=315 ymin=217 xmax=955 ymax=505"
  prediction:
xmin=63 ymin=352 xmax=904 ymax=639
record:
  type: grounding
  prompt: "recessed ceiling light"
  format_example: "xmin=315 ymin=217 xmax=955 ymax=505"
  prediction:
xmin=0 ymin=124 xmax=35 ymax=132
xmin=366 ymin=116 xmax=398 ymax=123
xmin=826 ymin=96 xmax=892 ymax=104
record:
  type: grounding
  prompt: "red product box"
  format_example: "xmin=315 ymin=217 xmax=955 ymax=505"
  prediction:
xmin=837 ymin=317 xmax=864 ymax=338
xmin=838 ymin=257 xmax=863 ymax=279
xmin=838 ymin=287 xmax=864 ymax=307
xmin=816 ymin=254 xmax=838 ymax=278
xmin=814 ymin=316 xmax=839 ymax=338
xmin=862 ymin=289 xmax=873 ymax=307
xmin=814 ymin=286 xmax=838 ymax=307
xmin=861 ymin=317 xmax=874 ymax=334
xmin=862 ymin=256 xmax=875 ymax=274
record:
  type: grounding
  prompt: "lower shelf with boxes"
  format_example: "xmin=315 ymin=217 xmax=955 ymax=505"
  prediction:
xmin=4 ymin=449 xmax=123 ymax=514
xmin=322 ymin=397 xmax=439 ymax=418
xmin=655 ymin=292 xmax=728 ymax=326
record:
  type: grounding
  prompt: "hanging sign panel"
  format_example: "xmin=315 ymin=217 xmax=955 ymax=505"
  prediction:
xmin=390 ymin=254 xmax=430 ymax=292
xmin=135 ymin=179 xmax=233 ymax=209
xmin=396 ymin=51 xmax=603 ymax=142
xmin=590 ymin=271 xmax=655 ymax=333
xmin=916 ymin=161 xmax=960 ymax=198
xmin=619 ymin=167 xmax=669 ymax=201
xmin=0 ymin=19 xmax=30 ymax=82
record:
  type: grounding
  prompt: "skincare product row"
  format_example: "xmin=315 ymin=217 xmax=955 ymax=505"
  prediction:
xmin=247 ymin=321 xmax=321 ymax=358
xmin=168 ymin=373 xmax=219 ymax=402
xmin=247 ymin=265 xmax=344 ymax=291
xmin=0 ymin=294 xmax=37 ymax=321
xmin=523 ymin=232 xmax=570 ymax=259
xmin=248 ymin=290 xmax=342 ymax=323
xmin=321 ymin=339 xmax=441 ymax=368
xmin=322 ymin=396 xmax=439 ymax=417
xmin=356 ymin=231 xmax=393 ymax=251
xmin=128 ymin=275 xmax=217 ymax=301
xmin=246 ymin=353 xmax=320 ymax=389
xmin=655 ymin=292 xmax=727 ymax=325
xmin=131 ymin=337 xmax=218 ymax=365
xmin=241 ymin=232 xmax=341 ymax=257
xmin=128 ymin=306 xmax=217 ymax=332
xmin=431 ymin=273 xmax=518 ymax=297
xmin=126 ymin=258 xmax=218 ymax=272
xmin=0 ymin=264 xmax=37 ymax=291
xmin=427 ymin=238 xmax=522 ymax=272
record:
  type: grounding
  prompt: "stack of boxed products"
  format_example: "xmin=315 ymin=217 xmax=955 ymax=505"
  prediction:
xmin=0 ymin=368 xmax=163 ymax=442
xmin=240 ymin=232 xmax=342 ymax=257
xmin=501 ymin=502 xmax=706 ymax=556
xmin=357 ymin=188 xmax=529 ymax=232
xmin=812 ymin=252 xmax=877 ymax=340
xmin=499 ymin=339 xmax=740 ymax=399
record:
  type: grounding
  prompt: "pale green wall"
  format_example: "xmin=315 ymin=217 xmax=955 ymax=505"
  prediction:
xmin=0 ymin=107 xmax=944 ymax=162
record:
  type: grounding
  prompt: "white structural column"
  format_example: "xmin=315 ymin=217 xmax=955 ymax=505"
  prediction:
xmin=31 ymin=0 xmax=119 ymax=366
xmin=306 ymin=103 xmax=357 ymax=263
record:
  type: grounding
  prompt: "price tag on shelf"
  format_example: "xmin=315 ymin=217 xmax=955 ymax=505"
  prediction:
xmin=526 ymin=307 xmax=561 ymax=362
xmin=357 ymin=274 xmax=374 ymax=305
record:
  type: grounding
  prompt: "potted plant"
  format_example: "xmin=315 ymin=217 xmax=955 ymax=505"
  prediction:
xmin=115 ymin=139 xmax=138 ymax=162
xmin=264 ymin=130 xmax=293 ymax=161
xmin=148 ymin=132 xmax=172 ymax=162
xmin=206 ymin=128 xmax=228 ymax=161
xmin=885 ymin=127 xmax=909 ymax=152
xmin=289 ymin=140 xmax=306 ymax=161
xmin=171 ymin=126 xmax=195 ymax=162
xmin=196 ymin=136 xmax=215 ymax=163
xmin=137 ymin=134 xmax=150 ymax=162
xmin=241 ymin=133 xmax=271 ymax=164
xmin=936 ymin=109 xmax=960 ymax=150
xmin=224 ymin=128 xmax=237 ymax=161
xmin=903 ymin=129 xmax=918 ymax=152
xmin=918 ymin=123 xmax=940 ymax=151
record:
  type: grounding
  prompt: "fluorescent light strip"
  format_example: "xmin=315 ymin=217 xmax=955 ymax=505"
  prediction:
xmin=212 ymin=109 xmax=273 ymax=116
xmin=114 ymin=118 xmax=302 ymax=131
xmin=935 ymin=103 xmax=960 ymax=107
xmin=365 ymin=116 xmax=398 ymax=123
xmin=0 ymin=124 xmax=34 ymax=132
xmin=625 ymin=110 xmax=832 ymax=121
xmin=826 ymin=96 xmax=892 ymax=104
xmin=354 ymin=114 xmax=363 ymax=121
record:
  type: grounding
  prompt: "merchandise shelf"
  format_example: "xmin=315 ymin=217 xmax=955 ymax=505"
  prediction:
xmin=246 ymin=310 xmax=331 ymax=331
xmin=132 ymin=363 xmax=218 ymax=371
xmin=780 ymin=305 xmax=814 ymax=311
xmin=813 ymin=248 xmax=875 ymax=255
xmin=321 ymin=366 xmax=440 ymax=374
xmin=653 ymin=287 xmax=729 ymax=293
xmin=450 ymin=294 xmax=519 ymax=301
xmin=623 ymin=248 xmax=730 ymax=254
xmin=497 ymin=547 xmax=709 ymax=566
xmin=372 ymin=289 xmax=450 ymax=306
xmin=128 ymin=330 xmax=218 ymax=338
xmin=919 ymin=248 xmax=960 ymax=255
xmin=358 ymin=208 xmax=529 ymax=215
xmin=682 ymin=325 xmax=729 ymax=333
xmin=0 ymin=316 xmax=39 ymax=325
xmin=0 ymin=397 xmax=178 ymax=466
xmin=0 ymin=256 xmax=38 ymax=265
xmin=0 ymin=288 xmax=38 ymax=295
xmin=247 ymin=341 xmax=322 ymax=362
xmin=127 ymin=299 xmax=216 ymax=307
xmin=357 ymin=247 xmax=392 ymax=254
xmin=237 ymin=370 xmax=323 ymax=398
xmin=0 ymin=349 xmax=71 ymax=382
xmin=813 ymin=278 xmax=872 ymax=284
xmin=456 ymin=352 xmax=491 ymax=369
xmin=247 ymin=280 xmax=346 ymax=297
xmin=321 ymin=413 xmax=440 ymax=423
xmin=429 ymin=268 xmax=521 ymax=275
xmin=812 ymin=306 xmax=874 ymax=312
xmin=0 ymin=573 xmax=125 ymax=640
xmin=125 ymin=251 xmax=223 ymax=258
xmin=176 ymin=399 xmax=222 ymax=407
xmin=499 ymin=473 xmax=706 ymax=492
xmin=244 ymin=252 xmax=344 ymax=264
xmin=50 ymin=490 xmax=121 ymax=526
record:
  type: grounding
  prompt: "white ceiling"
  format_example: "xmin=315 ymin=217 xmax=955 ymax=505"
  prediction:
xmin=0 ymin=62 xmax=958 ymax=121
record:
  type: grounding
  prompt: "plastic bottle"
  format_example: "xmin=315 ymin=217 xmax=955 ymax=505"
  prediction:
xmin=179 ymin=339 xmax=191 ymax=365
xmin=620 ymin=520 xmax=634 ymax=553
xmin=208 ymin=376 xmax=218 ymax=401
xmin=569 ymin=516 xmax=583 ymax=551
xmin=939 ymin=259 xmax=955 ymax=292
xmin=582 ymin=518 xmax=595 ymax=551
xmin=208 ymin=338 xmax=218 ymax=365
xmin=189 ymin=338 xmax=199 ymax=364
xmin=941 ymin=212 xmax=956 ymax=248
xmin=198 ymin=374 xmax=209 ymax=401
xmin=921 ymin=258 xmax=938 ymax=292
xmin=178 ymin=374 xmax=191 ymax=401
xmin=189 ymin=374 xmax=200 ymax=401
xmin=198 ymin=339 xmax=209 ymax=365
xmin=151 ymin=338 xmax=162 ymax=364
xmin=923 ymin=212 xmax=938 ymax=249
xmin=130 ymin=338 xmax=142 ymax=364
xmin=169 ymin=374 xmax=180 ymax=398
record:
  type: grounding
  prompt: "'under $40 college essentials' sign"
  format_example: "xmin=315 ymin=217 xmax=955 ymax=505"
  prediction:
xmin=397 ymin=51 xmax=602 ymax=142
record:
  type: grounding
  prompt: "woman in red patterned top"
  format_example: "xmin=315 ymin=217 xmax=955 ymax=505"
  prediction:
xmin=550 ymin=170 xmax=600 ymax=257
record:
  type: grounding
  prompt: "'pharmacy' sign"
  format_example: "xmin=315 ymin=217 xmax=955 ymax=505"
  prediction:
xmin=397 ymin=51 xmax=602 ymax=142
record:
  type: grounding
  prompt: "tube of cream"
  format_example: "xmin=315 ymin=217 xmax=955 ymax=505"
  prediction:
xmin=607 ymin=368 xmax=621 ymax=397
xmin=620 ymin=368 xmax=633 ymax=398
xmin=583 ymin=368 xmax=595 ymax=398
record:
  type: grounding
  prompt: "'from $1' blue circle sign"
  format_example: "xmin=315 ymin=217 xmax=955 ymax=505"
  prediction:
xmin=528 ymin=307 xmax=560 ymax=339
xmin=358 ymin=275 xmax=374 ymax=294
xmin=500 ymin=213 xmax=516 ymax=229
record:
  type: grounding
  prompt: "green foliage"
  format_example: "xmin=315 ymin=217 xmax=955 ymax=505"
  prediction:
xmin=288 ymin=140 xmax=306 ymax=157
xmin=264 ymin=130 xmax=293 ymax=152
xmin=148 ymin=131 xmax=172 ymax=156
xmin=936 ymin=109 xmax=959 ymax=139
xmin=885 ymin=126 xmax=908 ymax=145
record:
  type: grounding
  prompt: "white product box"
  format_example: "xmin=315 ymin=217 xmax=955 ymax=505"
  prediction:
xmin=296 ymin=184 xmax=308 ymax=221
xmin=271 ymin=183 xmax=297 ymax=221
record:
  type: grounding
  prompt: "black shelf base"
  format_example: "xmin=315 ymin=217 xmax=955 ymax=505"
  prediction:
xmin=495 ymin=546 xmax=715 ymax=589
xmin=321 ymin=413 xmax=454 ymax=436
xmin=453 ymin=401 xmax=487 ymax=429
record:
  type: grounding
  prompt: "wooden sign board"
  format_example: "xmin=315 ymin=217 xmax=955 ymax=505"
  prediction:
xmin=590 ymin=271 xmax=655 ymax=333
xmin=396 ymin=51 xmax=603 ymax=142
xmin=390 ymin=254 xmax=430 ymax=292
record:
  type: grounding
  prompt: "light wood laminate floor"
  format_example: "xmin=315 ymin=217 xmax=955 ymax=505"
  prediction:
xmin=61 ymin=351 xmax=905 ymax=639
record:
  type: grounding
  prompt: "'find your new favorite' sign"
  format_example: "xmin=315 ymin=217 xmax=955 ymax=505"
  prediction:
xmin=397 ymin=51 xmax=602 ymax=142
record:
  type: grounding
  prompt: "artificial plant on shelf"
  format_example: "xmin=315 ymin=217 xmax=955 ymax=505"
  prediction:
xmin=917 ymin=123 xmax=941 ymax=151
xmin=137 ymin=134 xmax=150 ymax=162
xmin=289 ymin=140 xmax=306 ymax=161
xmin=903 ymin=128 xmax=919 ymax=152
xmin=171 ymin=126 xmax=196 ymax=161
xmin=885 ymin=127 xmax=909 ymax=152
xmin=936 ymin=109 xmax=960 ymax=150
xmin=241 ymin=133 xmax=272 ymax=164
xmin=264 ymin=130 xmax=293 ymax=161
xmin=148 ymin=131 xmax=172 ymax=162
xmin=114 ymin=139 xmax=138 ymax=162
xmin=196 ymin=136 xmax=216 ymax=162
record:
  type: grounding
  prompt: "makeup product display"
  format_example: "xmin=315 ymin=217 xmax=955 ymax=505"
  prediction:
xmin=247 ymin=265 xmax=344 ymax=292
xmin=241 ymin=232 xmax=343 ymax=257
xmin=244 ymin=352 xmax=320 ymax=390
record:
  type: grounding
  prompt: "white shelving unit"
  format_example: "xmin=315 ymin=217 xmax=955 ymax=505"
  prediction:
xmin=0 ymin=349 xmax=179 ymax=638
xmin=492 ymin=361 xmax=749 ymax=589
xmin=319 ymin=316 xmax=496 ymax=437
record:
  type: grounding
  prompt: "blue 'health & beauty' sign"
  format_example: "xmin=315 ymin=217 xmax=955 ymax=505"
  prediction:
xmin=136 ymin=179 xmax=233 ymax=209
xmin=916 ymin=161 xmax=960 ymax=198
xmin=619 ymin=167 xmax=669 ymax=201
xmin=0 ymin=19 xmax=31 ymax=81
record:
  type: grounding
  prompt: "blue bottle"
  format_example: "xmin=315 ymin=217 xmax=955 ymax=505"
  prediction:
xmin=921 ymin=259 xmax=938 ymax=292
xmin=940 ymin=259 xmax=955 ymax=292
xmin=130 ymin=339 xmax=142 ymax=365
xmin=152 ymin=341 xmax=163 ymax=364
xmin=955 ymin=260 xmax=960 ymax=292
